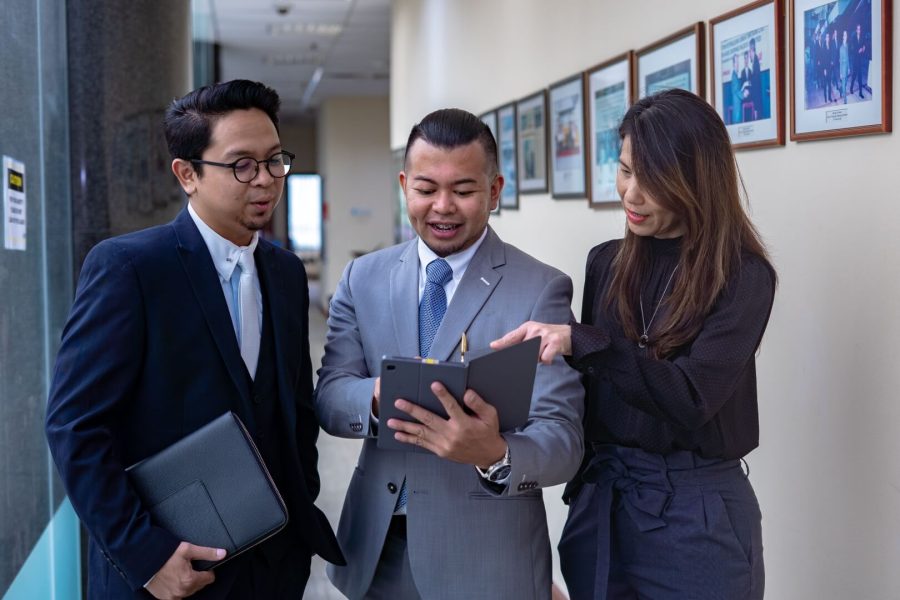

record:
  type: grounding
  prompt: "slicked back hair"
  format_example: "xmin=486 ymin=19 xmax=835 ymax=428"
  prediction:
xmin=404 ymin=108 xmax=499 ymax=176
xmin=164 ymin=79 xmax=281 ymax=174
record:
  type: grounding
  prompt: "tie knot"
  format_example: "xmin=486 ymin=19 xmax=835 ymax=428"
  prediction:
xmin=425 ymin=258 xmax=452 ymax=286
xmin=237 ymin=250 xmax=254 ymax=276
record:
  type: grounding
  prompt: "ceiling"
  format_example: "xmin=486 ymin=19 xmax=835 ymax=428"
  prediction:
xmin=193 ymin=0 xmax=391 ymax=117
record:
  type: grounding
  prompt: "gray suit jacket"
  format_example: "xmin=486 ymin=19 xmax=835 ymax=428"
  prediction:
xmin=315 ymin=227 xmax=584 ymax=599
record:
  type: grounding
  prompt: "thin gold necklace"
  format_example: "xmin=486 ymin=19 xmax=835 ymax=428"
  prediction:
xmin=638 ymin=265 xmax=678 ymax=349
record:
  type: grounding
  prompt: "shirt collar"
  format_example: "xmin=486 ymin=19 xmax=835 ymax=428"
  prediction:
xmin=416 ymin=226 xmax=488 ymax=283
xmin=187 ymin=203 xmax=259 ymax=282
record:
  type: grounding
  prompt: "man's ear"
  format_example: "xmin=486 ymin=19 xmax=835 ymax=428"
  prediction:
xmin=171 ymin=159 xmax=197 ymax=195
xmin=489 ymin=173 xmax=504 ymax=211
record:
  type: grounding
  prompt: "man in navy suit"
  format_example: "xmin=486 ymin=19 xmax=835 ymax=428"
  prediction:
xmin=45 ymin=80 xmax=343 ymax=599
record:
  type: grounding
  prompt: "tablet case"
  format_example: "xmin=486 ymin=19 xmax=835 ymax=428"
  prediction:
xmin=126 ymin=411 xmax=288 ymax=570
xmin=377 ymin=336 xmax=541 ymax=451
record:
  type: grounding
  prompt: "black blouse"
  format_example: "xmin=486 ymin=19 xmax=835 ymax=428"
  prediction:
xmin=568 ymin=237 xmax=776 ymax=459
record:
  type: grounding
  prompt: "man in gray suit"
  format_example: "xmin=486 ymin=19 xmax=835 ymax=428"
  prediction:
xmin=315 ymin=108 xmax=584 ymax=599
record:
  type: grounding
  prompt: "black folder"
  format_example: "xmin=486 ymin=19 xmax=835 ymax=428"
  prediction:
xmin=126 ymin=412 xmax=288 ymax=570
xmin=377 ymin=336 xmax=541 ymax=452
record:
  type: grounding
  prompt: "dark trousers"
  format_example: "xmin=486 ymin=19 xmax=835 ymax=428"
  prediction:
xmin=559 ymin=445 xmax=764 ymax=600
xmin=365 ymin=516 xmax=421 ymax=599
xmin=220 ymin=544 xmax=311 ymax=599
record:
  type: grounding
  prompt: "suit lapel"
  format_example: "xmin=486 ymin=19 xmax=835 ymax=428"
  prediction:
xmin=429 ymin=228 xmax=505 ymax=360
xmin=172 ymin=208 xmax=250 ymax=403
xmin=255 ymin=242 xmax=297 ymax=430
xmin=391 ymin=240 xmax=421 ymax=357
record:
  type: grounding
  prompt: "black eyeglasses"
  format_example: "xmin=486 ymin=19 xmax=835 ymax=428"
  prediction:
xmin=191 ymin=150 xmax=295 ymax=183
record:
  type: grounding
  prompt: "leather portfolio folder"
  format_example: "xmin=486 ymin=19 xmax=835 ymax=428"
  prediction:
xmin=377 ymin=336 xmax=541 ymax=451
xmin=126 ymin=412 xmax=288 ymax=570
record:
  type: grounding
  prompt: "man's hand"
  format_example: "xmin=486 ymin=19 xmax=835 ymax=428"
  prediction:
xmin=145 ymin=542 xmax=225 ymax=600
xmin=387 ymin=382 xmax=507 ymax=468
xmin=372 ymin=376 xmax=381 ymax=417
xmin=490 ymin=321 xmax=572 ymax=365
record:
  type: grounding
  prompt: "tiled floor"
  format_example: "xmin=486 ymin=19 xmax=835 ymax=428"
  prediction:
xmin=302 ymin=282 xmax=570 ymax=599
xmin=303 ymin=288 xmax=361 ymax=600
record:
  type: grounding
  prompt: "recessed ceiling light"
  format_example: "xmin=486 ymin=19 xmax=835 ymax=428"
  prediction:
xmin=266 ymin=22 xmax=343 ymax=36
xmin=263 ymin=54 xmax=319 ymax=66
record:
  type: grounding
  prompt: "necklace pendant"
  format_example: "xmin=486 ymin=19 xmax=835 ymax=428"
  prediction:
xmin=638 ymin=334 xmax=649 ymax=349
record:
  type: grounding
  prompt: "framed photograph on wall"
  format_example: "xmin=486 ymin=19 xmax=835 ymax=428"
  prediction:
xmin=480 ymin=110 xmax=501 ymax=214
xmin=584 ymin=52 xmax=633 ymax=207
xmin=711 ymin=0 xmax=786 ymax=149
xmin=548 ymin=75 xmax=587 ymax=198
xmin=480 ymin=110 xmax=498 ymax=141
xmin=496 ymin=103 xmax=519 ymax=209
xmin=516 ymin=91 xmax=549 ymax=194
xmin=790 ymin=0 xmax=892 ymax=140
xmin=635 ymin=22 xmax=706 ymax=99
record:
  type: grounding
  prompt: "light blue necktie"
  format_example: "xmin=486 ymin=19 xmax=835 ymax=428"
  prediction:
xmin=395 ymin=258 xmax=453 ymax=512
xmin=229 ymin=264 xmax=242 ymax=345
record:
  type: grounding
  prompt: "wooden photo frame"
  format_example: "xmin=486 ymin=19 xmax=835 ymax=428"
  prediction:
xmin=710 ymin=0 xmax=786 ymax=149
xmin=583 ymin=52 xmax=633 ymax=207
xmin=496 ymin=103 xmax=519 ymax=209
xmin=515 ymin=91 xmax=549 ymax=194
xmin=479 ymin=110 xmax=501 ymax=214
xmin=790 ymin=0 xmax=892 ymax=140
xmin=548 ymin=75 xmax=588 ymax=199
xmin=635 ymin=22 xmax=706 ymax=100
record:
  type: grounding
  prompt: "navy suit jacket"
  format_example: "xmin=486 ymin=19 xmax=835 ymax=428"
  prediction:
xmin=46 ymin=207 xmax=342 ymax=598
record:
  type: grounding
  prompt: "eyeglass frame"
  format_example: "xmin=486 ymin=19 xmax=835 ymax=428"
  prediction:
xmin=190 ymin=150 xmax=296 ymax=183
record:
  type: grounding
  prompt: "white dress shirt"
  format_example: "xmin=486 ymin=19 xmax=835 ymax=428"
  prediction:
xmin=415 ymin=226 xmax=488 ymax=304
xmin=187 ymin=203 xmax=262 ymax=338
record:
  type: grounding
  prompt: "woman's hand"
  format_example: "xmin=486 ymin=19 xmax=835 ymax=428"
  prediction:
xmin=490 ymin=321 xmax=572 ymax=365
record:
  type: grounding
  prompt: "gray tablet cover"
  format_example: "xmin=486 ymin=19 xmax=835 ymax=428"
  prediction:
xmin=377 ymin=336 xmax=541 ymax=452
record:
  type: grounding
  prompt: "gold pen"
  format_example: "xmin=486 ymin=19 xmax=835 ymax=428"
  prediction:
xmin=460 ymin=332 xmax=467 ymax=363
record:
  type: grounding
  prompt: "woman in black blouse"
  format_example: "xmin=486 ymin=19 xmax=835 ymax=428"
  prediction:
xmin=493 ymin=89 xmax=775 ymax=599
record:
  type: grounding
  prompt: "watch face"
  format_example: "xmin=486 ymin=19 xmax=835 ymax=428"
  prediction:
xmin=488 ymin=465 xmax=512 ymax=482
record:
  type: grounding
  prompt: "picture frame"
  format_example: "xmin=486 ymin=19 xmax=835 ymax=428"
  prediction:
xmin=583 ymin=52 xmax=633 ymax=207
xmin=790 ymin=0 xmax=892 ymax=141
xmin=515 ymin=90 xmax=549 ymax=194
xmin=635 ymin=22 xmax=706 ymax=100
xmin=480 ymin=110 xmax=498 ymax=142
xmin=548 ymin=75 xmax=588 ymax=199
xmin=710 ymin=0 xmax=786 ymax=149
xmin=496 ymin=103 xmax=519 ymax=209
xmin=479 ymin=110 xmax=501 ymax=214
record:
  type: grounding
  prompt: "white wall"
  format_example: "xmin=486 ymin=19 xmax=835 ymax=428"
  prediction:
xmin=317 ymin=96 xmax=395 ymax=309
xmin=392 ymin=1 xmax=900 ymax=599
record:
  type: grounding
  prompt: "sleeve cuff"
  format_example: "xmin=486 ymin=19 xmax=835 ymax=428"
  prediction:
xmin=567 ymin=321 xmax=611 ymax=366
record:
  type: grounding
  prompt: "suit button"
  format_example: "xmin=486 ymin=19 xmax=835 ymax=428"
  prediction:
xmin=252 ymin=394 xmax=262 ymax=405
xmin=387 ymin=482 xmax=397 ymax=494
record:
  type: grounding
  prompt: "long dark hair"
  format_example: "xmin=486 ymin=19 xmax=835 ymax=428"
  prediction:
xmin=607 ymin=89 xmax=775 ymax=358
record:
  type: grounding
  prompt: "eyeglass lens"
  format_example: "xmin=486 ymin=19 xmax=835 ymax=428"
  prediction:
xmin=232 ymin=152 xmax=292 ymax=183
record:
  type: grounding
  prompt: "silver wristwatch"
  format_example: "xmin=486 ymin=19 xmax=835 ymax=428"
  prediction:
xmin=476 ymin=444 xmax=511 ymax=483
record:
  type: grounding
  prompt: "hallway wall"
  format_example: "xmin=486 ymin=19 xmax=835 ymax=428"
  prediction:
xmin=317 ymin=96 xmax=395 ymax=309
xmin=391 ymin=1 xmax=900 ymax=598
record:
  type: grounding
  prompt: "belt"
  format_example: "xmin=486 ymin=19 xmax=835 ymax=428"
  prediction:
xmin=581 ymin=444 xmax=741 ymax=600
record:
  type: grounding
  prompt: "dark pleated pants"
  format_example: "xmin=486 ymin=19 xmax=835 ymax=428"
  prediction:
xmin=559 ymin=445 xmax=764 ymax=600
